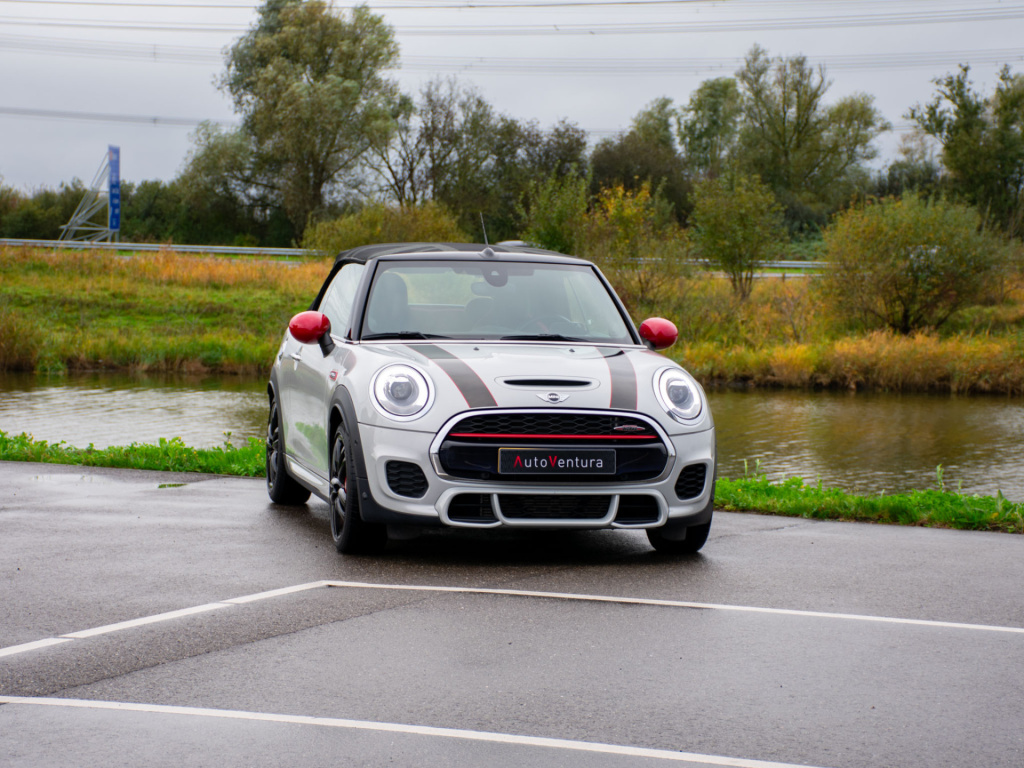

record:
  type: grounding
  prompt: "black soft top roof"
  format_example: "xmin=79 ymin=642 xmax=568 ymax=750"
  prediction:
xmin=334 ymin=242 xmax=586 ymax=265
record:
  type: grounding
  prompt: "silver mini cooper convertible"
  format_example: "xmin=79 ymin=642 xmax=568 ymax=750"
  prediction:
xmin=266 ymin=243 xmax=715 ymax=554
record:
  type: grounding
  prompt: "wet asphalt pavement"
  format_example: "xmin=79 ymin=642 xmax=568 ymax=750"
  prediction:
xmin=2 ymin=461 xmax=1023 ymax=768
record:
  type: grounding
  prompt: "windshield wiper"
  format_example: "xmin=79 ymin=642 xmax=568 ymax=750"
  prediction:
xmin=361 ymin=331 xmax=451 ymax=341
xmin=500 ymin=333 xmax=588 ymax=343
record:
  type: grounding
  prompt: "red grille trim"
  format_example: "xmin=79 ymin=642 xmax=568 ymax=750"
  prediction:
xmin=449 ymin=433 xmax=652 ymax=440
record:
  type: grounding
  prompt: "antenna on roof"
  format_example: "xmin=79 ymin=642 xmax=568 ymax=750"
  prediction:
xmin=479 ymin=213 xmax=489 ymax=245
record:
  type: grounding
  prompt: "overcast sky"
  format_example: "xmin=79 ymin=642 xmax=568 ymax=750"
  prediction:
xmin=1 ymin=0 xmax=1022 ymax=191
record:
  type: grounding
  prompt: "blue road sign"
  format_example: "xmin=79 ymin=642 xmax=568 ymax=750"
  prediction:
xmin=108 ymin=145 xmax=121 ymax=232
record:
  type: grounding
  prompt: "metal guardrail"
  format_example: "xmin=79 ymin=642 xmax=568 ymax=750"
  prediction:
xmin=0 ymin=238 xmax=307 ymax=257
xmin=0 ymin=239 xmax=829 ymax=270
xmin=763 ymin=260 xmax=828 ymax=270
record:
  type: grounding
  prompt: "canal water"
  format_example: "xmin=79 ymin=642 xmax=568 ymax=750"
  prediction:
xmin=1 ymin=373 xmax=1022 ymax=501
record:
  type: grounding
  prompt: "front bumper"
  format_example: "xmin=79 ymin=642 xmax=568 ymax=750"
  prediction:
xmin=357 ymin=414 xmax=716 ymax=530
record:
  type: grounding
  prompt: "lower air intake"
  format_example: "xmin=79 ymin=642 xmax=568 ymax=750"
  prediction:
xmin=385 ymin=461 xmax=429 ymax=498
xmin=498 ymin=495 xmax=611 ymax=520
xmin=675 ymin=464 xmax=707 ymax=500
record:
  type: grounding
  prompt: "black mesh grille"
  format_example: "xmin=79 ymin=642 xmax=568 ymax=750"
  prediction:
xmin=615 ymin=495 xmax=660 ymax=524
xmin=498 ymin=495 xmax=611 ymax=520
xmin=448 ymin=494 xmax=496 ymax=523
xmin=675 ymin=464 xmax=707 ymax=500
xmin=449 ymin=413 xmax=657 ymax=441
xmin=385 ymin=461 xmax=429 ymax=498
xmin=439 ymin=411 xmax=669 ymax=483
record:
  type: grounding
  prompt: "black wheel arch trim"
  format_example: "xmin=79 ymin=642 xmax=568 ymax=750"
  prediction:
xmin=329 ymin=386 xmax=435 ymax=526
xmin=267 ymin=371 xmax=288 ymax=459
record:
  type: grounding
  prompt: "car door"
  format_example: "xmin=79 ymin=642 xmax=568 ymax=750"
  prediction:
xmin=287 ymin=262 xmax=366 ymax=478
xmin=289 ymin=341 xmax=332 ymax=478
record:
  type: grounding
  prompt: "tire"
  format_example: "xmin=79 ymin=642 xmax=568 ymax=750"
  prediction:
xmin=266 ymin=397 xmax=311 ymax=505
xmin=646 ymin=489 xmax=714 ymax=554
xmin=646 ymin=517 xmax=712 ymax=554
xmin=329 ymin=423 xmax=387 ymax=555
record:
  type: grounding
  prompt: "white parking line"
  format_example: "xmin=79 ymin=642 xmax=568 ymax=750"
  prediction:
xmin=324 ymin=581 xmax=1024 ymax=635
xmin=0 ymin=638 xmax=72 ymax=659
xmin=62 ymin=603 xmax=232 ymax=639
xmin=2 ymin=579 xmax=1022 ymax=660
xmin=0 ymin=696 xmax=830 ymax=768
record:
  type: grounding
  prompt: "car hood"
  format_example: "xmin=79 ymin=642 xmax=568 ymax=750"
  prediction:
xmin=355 ymin=342 xmax=711 ymax=435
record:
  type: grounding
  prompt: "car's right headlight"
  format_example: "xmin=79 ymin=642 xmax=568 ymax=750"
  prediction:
xmin=371 ymin=364 xmax=434 ymax=420
xmin=654 ymin=367 xmax=703 ymax=422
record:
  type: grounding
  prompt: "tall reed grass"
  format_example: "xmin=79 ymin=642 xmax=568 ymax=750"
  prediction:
xmin=0 ymin=245 xmax=327 ymax=374
xmin=2 ymin=244 xmax=1023 ymax=392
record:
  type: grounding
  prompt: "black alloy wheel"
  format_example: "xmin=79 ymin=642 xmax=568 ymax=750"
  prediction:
xmin=329 ymin=424 xmax=387 ymax=555
xmin=266 ymin=398 xmax=310 ymax=505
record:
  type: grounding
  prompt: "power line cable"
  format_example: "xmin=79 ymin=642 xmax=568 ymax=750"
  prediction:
xmin=2 ymin=5 xmax=1023 ymax=35
xmin=0 ymin=105 xmax=919 ymax=135
xmin=3 ymin=31 xmax=1020 ymax=73
xmin=0 ymin=105 xmax=235 ymax=127
xmin=0 ymin=0 xmax=1014 ymax=9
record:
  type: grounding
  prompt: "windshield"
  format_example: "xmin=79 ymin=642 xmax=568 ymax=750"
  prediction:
xmin=360 ymin=260 xmax=635 ymax=344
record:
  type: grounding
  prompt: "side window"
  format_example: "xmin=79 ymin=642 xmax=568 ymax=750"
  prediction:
xmin=318 ymin=263 xmax=364 ymax=336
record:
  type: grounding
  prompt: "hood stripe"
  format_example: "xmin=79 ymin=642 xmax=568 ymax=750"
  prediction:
xmin=411 ymin=344 xmax=497 ymax=409
xmin=601 ymin=349 xmax=637 ymax=410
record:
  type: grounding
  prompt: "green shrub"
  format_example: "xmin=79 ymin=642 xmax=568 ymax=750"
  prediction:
xmin=302 ymin=201 xmax=469 ymax=255
xmin=822 ymin=195 xmax=1008 ymax=334
xmin=691 ymin=174 xmax=786 ymax=300
xmin=577 ymin=183 xmax=691 ymax=308
xmin=519 ymin=170 xmax=590 ymax=255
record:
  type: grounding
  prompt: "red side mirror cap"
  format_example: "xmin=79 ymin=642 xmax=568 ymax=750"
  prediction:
xmin=639 ymin=317 xmax=678 ymax=351
xmin=289 ymin=311 xmax=332 ymax=345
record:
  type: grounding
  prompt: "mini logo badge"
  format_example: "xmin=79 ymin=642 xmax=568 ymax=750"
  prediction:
xmin=538 ymin=392 xmax=569 ymax=404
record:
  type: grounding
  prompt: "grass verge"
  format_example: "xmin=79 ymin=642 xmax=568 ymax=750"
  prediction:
xmin=717 ymin=475 xmax=1024 ymax=534
xmin=0 ymin=431 xmax=264 ymax=477
xmin=3 ymin=430 xmax=1020 ymax=534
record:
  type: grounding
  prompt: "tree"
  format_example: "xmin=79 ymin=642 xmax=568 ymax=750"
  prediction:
xmin=631 ymin=96 xmax=677 ymax=149
xmin=823 ymin=195 xmax=1005 ymax=334
xmin=520 ymin=169 xmax=590 ymax=255
xmin=872 ymin=132 xmax=943 ymax=199
xmin=177 ymin=122 xmax=296 ymax=245
xmin=678 ymin=77 xmax=742 ymax=179
xmin=0 ymin=181 xmax=88 ymax=239
xmin=367 ymin=76 xmax=588 ymax=241
xmin=735 ymin=46 xmax=889 ymax=232
xmin=577 ymin=182 xmax=689 ymax=308
xmin=486 ymin=115 xmax=588 ymax=240
xmin=691 ymin=173 xmax=785 ymax=300
xmin=591 ymin=99 xmax=691 ymax=224
xmin=908 ymin=65 xmax=1024 ymax=236
xmin=219 ymin=0 xmax=401 ymax=232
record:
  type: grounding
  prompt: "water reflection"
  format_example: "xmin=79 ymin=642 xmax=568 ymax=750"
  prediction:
xmin=710 ymin=389 xmax=1024 ymax=500
xmin=0 ymin=373 xmax=266 ymax=450
xmin=1 ymin=374 xmax=1022 ymax=501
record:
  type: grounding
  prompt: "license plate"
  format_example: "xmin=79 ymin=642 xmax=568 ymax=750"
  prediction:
xmin=498 ymin=448 xmax=616 ymax=475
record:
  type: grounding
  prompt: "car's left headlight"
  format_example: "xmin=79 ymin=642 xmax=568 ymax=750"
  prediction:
xmin=654 ymin=367 xmax=703 ymax=422
xmin=371 ymin=364 xmax=434 ymax=420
